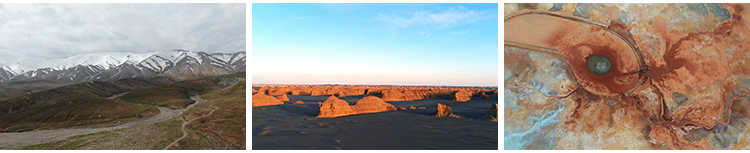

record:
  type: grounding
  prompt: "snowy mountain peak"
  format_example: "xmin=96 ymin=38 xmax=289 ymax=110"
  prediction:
xmin=152 ymin=49 xmax=203 ymax=64
xmin=0 ymin=49 xmax=245 ymax=83
xmin=1 ymin=65 xmax=17 ymax=75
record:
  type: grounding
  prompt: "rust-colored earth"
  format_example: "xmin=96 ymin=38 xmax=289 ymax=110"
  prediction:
xmin=505 ymin=3 xmax=750 ymax=150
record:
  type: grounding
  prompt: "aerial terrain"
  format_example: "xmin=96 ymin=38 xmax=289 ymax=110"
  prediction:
xmin=252 ymin=85 xmax=498 ymax=149
xmin=0 ymin=49 xmax=246 ymax=149
xmin=505 ymin=3 xmax=750 ymax=149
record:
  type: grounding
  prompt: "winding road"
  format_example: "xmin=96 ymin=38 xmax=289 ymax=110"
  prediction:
xmin=163 ymin=96 xmax=218 ymax=150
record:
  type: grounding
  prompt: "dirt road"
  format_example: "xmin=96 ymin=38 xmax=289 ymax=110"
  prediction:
xmin=0 ymin=95 xmax=204 ymax=149
xmin=163 ymin=97 xmax=218 ymax=150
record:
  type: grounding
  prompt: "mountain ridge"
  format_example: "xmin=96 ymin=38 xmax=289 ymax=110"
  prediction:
xmin=0 ymin=49 xmax=245 ymax=83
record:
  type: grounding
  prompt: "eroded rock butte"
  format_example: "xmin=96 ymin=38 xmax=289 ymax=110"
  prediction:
xmin=436 ymin=103 xmax=460 ymax=118
xmin=317 ymin=96 xmax=397 ymax=118
xmin=276 ymin=94 xmax=290 ymax=101
xmin=251 ymin=93 xmax=284 ymax=107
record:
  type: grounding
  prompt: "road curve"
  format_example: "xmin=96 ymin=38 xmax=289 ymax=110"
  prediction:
xmin=163 ymin=100 xmax=218 ymax=150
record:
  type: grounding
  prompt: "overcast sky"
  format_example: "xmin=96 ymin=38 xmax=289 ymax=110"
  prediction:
xmin=0 ymin=3 xmax=245 ymax=65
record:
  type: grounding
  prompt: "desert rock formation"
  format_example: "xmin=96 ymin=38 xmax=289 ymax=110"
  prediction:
xmin=408 ymin=105 xmax=417 ymax=109
xmin=381 ymin=89 xmax=453 ymax=101
xmin=317 ymin=96 xmax=396 ymax=118
xmin=479 ymin=92 xmax=490 ymax=99
xmin=291 ymin=90 xmax=301 ymax=95
xmin=294 ymin=100 xmax=304 ymax=104
xmin=310 ymin=89 xmax=325 ymax=96
xmin=268 ymin=88 xmax=290 ymax=96
xmin=256 ymin=86 xmax=269 ymax=95
xmin=366 ymin=89 xmax=382 ymax=95
xmin=317 ymin=96 xmax=355 ymax=118
xmin=350 ymin=96 xmax=397 ymax=114
xmin=251 ymin=93 xmax=284 ymax=107
xmin=251 ymin=85 xmax=497 ymax=103
xmin=436 ymin=103 xmax=460 ymax=118
xmin=397 ymin=107 xmax=407 ymax=110
xmin=451 ymin=90 xmax=473 ymax=102
xmin=482 ymin=103 xmax=498 ymax=122
xmin=337 ymin=88 xmax=365 ymax=97
xmin=276 ymin=94 xmax=289 ymax=101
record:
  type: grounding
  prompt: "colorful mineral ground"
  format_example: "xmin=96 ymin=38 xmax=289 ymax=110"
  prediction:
xmin=504 ymin=3 xmax=750 ymax=150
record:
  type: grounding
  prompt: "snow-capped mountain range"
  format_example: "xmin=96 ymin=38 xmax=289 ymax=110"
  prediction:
xmin=0 ymin=49 xmax=246 ymax=83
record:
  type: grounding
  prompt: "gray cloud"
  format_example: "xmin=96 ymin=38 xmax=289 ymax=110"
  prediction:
xmin=0 ymin=3 xmax=245 ymax=63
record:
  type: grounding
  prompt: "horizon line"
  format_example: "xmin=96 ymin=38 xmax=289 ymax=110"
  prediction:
xmin=250 ymin=83 xmax=498 ymax=87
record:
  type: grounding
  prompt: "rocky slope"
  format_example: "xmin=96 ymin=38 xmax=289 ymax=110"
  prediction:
xmin=0 ymin=80 xmax=67 ymax=102
xmin=0 ymin=77 xmax=175 ymax=132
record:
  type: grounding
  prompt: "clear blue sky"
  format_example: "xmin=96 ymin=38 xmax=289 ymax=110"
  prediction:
xmin=252 ymin=3 xmax=498 ymax=86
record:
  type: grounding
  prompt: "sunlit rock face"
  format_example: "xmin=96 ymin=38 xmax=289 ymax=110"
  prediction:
xmin=316 ymin=96 xmax=396 ymax=118
xmin=317 ymin=96 xmax=355 ymax=118
xmin=436 ymin=103 xmax=460 ymax=118
xmin=451 ymin=90 xmax=474 ymax=102
xmin=505 ymin=3 xmax=750 ymax=150
xmin=251 ymin=93 xmax=284 ymax=107
xmin=276 ymin=94 xmax=290 ymax=101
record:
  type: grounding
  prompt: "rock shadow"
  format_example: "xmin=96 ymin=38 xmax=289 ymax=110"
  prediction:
xmin=275 ymin=103 xmax=321 ymax=117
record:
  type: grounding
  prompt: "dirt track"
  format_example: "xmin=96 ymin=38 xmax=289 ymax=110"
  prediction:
xmin=163 ymin=96 xmax=218 ymax=150
xmin=0 ymin=95 xmax=204 ymax=149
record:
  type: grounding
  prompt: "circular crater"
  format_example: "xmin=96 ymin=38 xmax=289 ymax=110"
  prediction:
xmin=587 ymin=55 xmax=612 ymax=75
xmin=565 ymin=43 xmax=640 ymax=96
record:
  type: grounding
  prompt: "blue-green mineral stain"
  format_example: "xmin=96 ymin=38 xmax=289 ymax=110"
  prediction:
xmin=587 ymin=55 xmax=612 ymax=75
